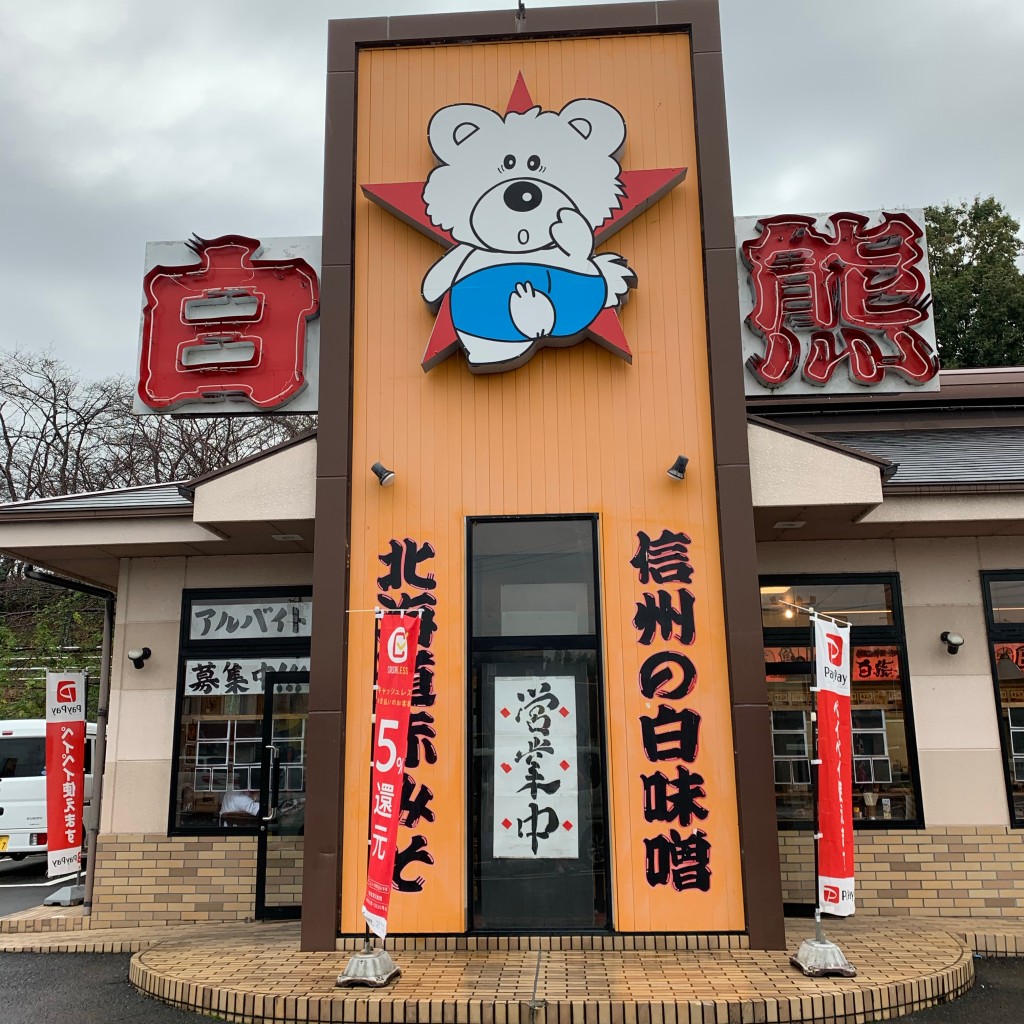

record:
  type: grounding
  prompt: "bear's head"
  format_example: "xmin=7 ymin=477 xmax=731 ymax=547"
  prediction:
xmin=422 ymin=98 xmax=626 ymax=254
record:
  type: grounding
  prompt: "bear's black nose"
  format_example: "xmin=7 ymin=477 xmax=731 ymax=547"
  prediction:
xmin=503 ymin=181 xmax=542 ymax=212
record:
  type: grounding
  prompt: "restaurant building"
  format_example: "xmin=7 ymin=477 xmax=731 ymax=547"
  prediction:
xmin=1 ymin=2 xmax=1023 ymax=952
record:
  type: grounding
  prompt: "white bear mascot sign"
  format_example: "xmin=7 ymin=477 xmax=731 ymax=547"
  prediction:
xmin=363 ymin=75 xmax=686 ymax=374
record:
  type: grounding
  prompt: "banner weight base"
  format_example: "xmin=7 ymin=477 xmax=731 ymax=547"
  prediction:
xmin=336 ymin=947 xmax=401 ymax=988
xmin=43 ymin=884 xmax=85 ymax=907
xmin=790 ymin=938 xmax=857 ymax=978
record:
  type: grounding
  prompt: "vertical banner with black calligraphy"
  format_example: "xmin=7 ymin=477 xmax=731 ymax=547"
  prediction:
xmin=631 ymin=531 xmax=711 ymax=895
xmin=813 ymin=616 xmax=855 ymax=917
xmin=362 ymin=612 xmax=419 ymax=938
xmin=45 ymin=672 xmax=86 ymax=877
xmin=376 ymin=539 xmax=438 ymax=897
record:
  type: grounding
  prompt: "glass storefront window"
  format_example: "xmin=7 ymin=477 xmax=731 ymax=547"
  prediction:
xmin=471 ymin=519 xmax=596 ymax=637
xmin=988 ymin=579 xmax=1024 ymax=625
xmin=176 ymin=694 xmax=264 ymax=828
xmin=983 ymin=575 xmax=1024 ymax=825
xmin=761 ymin=574 xmax=921 ymax=829
xmin=760 ymin=582 xmax=894 ymax=628
xmin=171 ymin=587 xmax=311 ymax=834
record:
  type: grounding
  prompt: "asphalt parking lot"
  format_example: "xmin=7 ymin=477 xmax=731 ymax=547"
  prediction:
xmin=0 ymin=853 xmax=73 ymax=916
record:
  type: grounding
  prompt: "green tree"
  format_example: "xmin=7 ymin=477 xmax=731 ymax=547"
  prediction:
xmin=0 ymin=576 xmax=103 ymax=719
xmin=0 ymin=348 xmax=314 ymax=718
xmin=925 ymin=197 xmax=1024 ymax=369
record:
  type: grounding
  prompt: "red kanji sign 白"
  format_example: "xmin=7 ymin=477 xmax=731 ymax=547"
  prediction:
xmin=138 ymin=234 xmax=319 ymax=412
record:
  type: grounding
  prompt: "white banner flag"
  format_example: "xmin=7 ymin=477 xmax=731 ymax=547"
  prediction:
xmin=45 ymin=672 xmax=86 ymax=877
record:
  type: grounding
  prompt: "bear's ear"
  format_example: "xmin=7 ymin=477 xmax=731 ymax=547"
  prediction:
xmin=427 ymin=103 xmax=503 ymax=165
xmin=558 ymin=98 xmax=626 ymax=159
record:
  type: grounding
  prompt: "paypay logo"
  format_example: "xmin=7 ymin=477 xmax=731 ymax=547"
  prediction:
xmin=56 ymin=680 xmax=78 ymax=703
xmin=822 ymin=885 xmax=840 ymax=904
xmin=825 ymin=633 xmax=844 ymax=667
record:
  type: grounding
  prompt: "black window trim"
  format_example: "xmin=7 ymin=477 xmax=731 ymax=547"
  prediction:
xmin=980 ymin=569 xmax=1024 ymax=829
xmin=169 ymin=585 xmax=312 ymax=838
xmin=760 ymin=571 xmax=925 ymax=832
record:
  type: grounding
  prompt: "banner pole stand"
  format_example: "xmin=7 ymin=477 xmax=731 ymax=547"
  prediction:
xmin=788 ymin=609 xmax=857 ymax=979
xmin=338 ymin=609 xmax=408 ymax=989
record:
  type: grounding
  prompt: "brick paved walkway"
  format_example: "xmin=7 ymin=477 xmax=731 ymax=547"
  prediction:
xmin=3 ymin=909 xmax=1024 ymax=1024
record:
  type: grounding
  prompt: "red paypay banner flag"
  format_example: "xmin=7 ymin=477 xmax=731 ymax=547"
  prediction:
xmin=361 ymin=612 xmax=419 ymax=938
xmin=45 ymin=672 xmax=86 ymax=878
xmin=813 ymin=616 xmax=855 ymax=916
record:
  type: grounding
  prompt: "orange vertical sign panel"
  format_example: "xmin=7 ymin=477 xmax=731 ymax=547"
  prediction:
xmin=346 ymin=32 xmax=744 ymax=934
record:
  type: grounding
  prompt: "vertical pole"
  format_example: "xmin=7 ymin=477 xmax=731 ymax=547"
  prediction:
xmin=364 ymin=609 xmax=383 ymax=954
xmin=809 ymin=611 xmax=824 ymax=945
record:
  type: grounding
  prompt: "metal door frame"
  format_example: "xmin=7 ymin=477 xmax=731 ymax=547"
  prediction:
xmin=255 ymin=670 xmax=308 ymax=921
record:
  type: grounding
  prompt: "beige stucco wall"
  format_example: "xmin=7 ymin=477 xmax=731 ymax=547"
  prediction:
xmin=758 ymin=536 xmax=1020 ymax=828
xmin=100 ymin=552 xmax=313 ymax=836
xmin=747 ymin=423 xmax=883 ymax=509
xmin=192 ymin=438 xmax=316 ymax=524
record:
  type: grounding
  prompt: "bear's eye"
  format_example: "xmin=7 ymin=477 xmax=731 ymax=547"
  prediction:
xmin=527 ymin=154 xmax=541 ymax=171
xmin=503 ymin=154 xmax=516 ymax=170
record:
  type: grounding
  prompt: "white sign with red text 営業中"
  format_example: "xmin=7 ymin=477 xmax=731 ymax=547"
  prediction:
xmin=45 ymin=672 xmax=86 ymax=878
xmin=814 ymin=617 xmax=855 ymax=917
xmin=361 ymin=613 xmax=419 ymax=938
xmin=493 ymin=676 xmax=579 ymax=859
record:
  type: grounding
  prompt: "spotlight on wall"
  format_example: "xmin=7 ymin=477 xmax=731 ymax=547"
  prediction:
xmin=371 ymin=462 xmax=396 ymax=487
xmin=127 ymin=647 xmax=152 ymax=670
xmin=667 ymin=455 xmax=688 ymax=480
xmin=940 ymin=631 xmax=965 ymax=655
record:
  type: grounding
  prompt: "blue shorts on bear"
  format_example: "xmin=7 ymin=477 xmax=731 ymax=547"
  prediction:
xmin=450 ymin=264 xmax=607 ymax=342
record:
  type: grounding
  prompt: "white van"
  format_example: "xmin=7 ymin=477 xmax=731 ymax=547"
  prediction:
xmin=0 ymin=719 xmax=97 ymax=860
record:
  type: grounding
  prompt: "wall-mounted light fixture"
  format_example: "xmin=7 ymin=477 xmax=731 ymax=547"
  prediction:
xmin=127 ymin=647 xmax=152 ymax=670
xmin=371 ymin=462 xmax=396 ymax=487
xmin=940 ymin=631 xmax=965 ymax=655
xmin=667 ymin=455 xmax=688 ymax=480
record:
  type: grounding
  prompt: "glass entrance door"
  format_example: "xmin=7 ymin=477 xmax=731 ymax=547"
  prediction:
xmin=468 ymin=517 xmax=610 ymax=931
xmin=256 ymin=671 xmax=308 ymax=920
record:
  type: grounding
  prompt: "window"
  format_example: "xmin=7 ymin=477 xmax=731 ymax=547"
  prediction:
xmin=982 ymin=573 xmax=1024 ymax=826
xmin=170 ymin=587 xmax=311 ymax=832
xmin=761 ymin=575 xmax=922 ymax=828
xmin=771 ymin=711 xmax=810 ymax=785
xmin=468 ymin=517 xmax=610 ymax=931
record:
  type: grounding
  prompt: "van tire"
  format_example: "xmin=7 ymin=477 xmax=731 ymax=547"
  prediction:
xmin=9 ymin=853 xmax=27 ymax=861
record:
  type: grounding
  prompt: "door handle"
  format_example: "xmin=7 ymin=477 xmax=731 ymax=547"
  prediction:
xmin=263 ymin=744 xmax=279 ymax=821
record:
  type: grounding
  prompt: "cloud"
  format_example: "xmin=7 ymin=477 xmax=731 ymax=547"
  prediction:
xmin=0 ymin=0 xmax=1020 ymax=379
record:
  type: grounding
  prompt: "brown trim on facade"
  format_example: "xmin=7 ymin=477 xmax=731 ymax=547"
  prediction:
xmin=303 ymin=78 xmax=356 ymax=948
xmin=748 ymin=367 xmax=1024 ymax=414
xmin=0 ymin=507 xmax=195 ymax=523
xmin=694 ymin=20 xmax=785 ymax=943
xmin=310 ymin=0 xmax=785 ymax=951
xmin=883 ymin=481 xmax=1024 ymax=496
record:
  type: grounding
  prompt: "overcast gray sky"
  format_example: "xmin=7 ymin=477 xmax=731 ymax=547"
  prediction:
xmin=1 ymin=0 xmax=1020 ymax=380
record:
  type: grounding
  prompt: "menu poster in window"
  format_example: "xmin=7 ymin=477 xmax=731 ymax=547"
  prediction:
xmin=45 ymin=672 xmax=86 ymax=877
xmin=493 ymin=676 xmax=578 ymax=859
xmin=813 ymin=616 xmax=855 ymax=917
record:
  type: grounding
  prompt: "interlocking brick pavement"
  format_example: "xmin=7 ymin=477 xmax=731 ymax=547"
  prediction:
xmin=4 ymin=910 xmax=1024 ymax=1023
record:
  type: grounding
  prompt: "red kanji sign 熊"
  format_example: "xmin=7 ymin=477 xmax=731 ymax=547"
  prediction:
xmin=737 ymin=210 xmax=939 ymax=395
xmin=137 ymin=235 xmax=320 ymax=413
